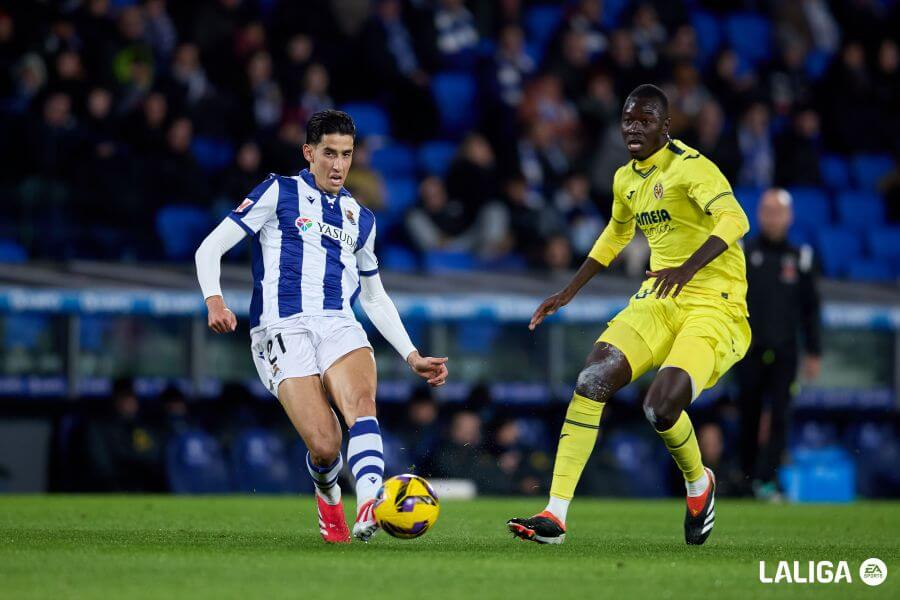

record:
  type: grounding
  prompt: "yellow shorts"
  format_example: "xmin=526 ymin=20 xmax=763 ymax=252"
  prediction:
xmin=597 ymin=282 xmax=751 ymax=399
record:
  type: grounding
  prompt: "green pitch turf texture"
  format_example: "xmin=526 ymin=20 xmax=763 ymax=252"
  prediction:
xmin=1 ymin=496 xmax=896 ymax=599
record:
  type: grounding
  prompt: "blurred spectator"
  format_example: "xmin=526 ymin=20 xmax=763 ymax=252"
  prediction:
xmin=143 ymin=117 xmax=208 ymax=207
xmin=434 ymin=410 xmax=507 ymax=494
xmin=739 ymin=189 xmax=822 ymax=501
xmin=245 ymin=50 xmax=282 ymax=131
xmin=143 ymin=0 xmax=177 ymax=62
xmin=737 ymin=102 xmax=774 ymax=188
xmin=358 ymin=0 xmax=437 ymax=141
xmin=542 ymin=234 xmax=574 ymax=272
xmin=295 ymin=63 xmax=333 ymax=125
xmin=823 ymin=42 xmax=875 ymax=152
xmin=708 ymin=50 xmax=757 ymax=117
xmin=399 ymin=386 xmax=441 ymax=476
xmin=83 ymin=378 xmax=165 ymax=492
xmin=342 ymin=138 xmax=386 ymax=211
xmin=552 ymin=171 xmax=605 ymax=256
xmin=434 ymin=0 xmax=479 ymax=70
xmin=125 ymin=91 xmax=169 ymax=156
xmin=406 ymin=175 xmax=509 ymax=258
xmin=217 ymin=141 xmax=265 ymax=211
xmin=664 ymin=62 xmax=710 ymax=135
xmin=559 ymin=0 xmax=608 ymax=60
xmin=775 ymin=108 xmax=823 ymax=186
xmin=684 ymin=100 xmax=740 ymax=183
xmin=631 ymin=3 xmax=667 ymax=71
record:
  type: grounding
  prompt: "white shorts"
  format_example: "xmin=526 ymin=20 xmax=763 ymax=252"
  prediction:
xmin=250 ymin=314 xmax=372 ymax=397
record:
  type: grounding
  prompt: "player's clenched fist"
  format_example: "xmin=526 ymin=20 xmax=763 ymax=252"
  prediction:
xmin=205 ymin=295 xmax=237 ymax=333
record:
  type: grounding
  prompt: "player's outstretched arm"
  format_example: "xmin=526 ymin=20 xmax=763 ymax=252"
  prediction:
xmin=530 ymin=257 xmax=605 ymax=331
xmin=359 ymin=273 xmax=448 ymax=387
xmin=195 ymin=218 xmax=246 ymax=333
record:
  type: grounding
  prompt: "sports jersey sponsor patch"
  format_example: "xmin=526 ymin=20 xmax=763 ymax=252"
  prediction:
xmin=235 ymin=198 xmax=255 ymax=213
xmin=296 ymin=217 xmax=314 ymax=232
xmin=345 ymin=209 xmax=356 ymax=225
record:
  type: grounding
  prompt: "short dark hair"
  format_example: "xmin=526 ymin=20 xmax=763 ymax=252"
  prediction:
xmin=626 ymin=84 xmax=669 ymax=114
xmin=306 ymin=110 xmax=356 ymax=145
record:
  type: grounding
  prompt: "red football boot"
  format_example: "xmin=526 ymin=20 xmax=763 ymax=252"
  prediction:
xmin=316 ymin=494 xmax=351 ymax=543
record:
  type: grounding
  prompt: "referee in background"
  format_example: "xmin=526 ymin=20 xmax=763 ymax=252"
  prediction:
xmin=738 ymin=188 xmax=822 ymax=501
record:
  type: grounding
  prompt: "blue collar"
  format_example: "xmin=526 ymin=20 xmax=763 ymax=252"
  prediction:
xmin=299 ymin=169 xmax=349 ymax=198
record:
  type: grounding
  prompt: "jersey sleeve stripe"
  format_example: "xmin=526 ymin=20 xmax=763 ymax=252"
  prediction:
xmin=612 ymin=216 xmax=635 ymax=224
xmin=359 ymin=268 xmax=379 ymax=277
xmin=227 ymin=212 xmax=255 ymax=236
xmin=703 ymin=191 xmax=733 ymax=214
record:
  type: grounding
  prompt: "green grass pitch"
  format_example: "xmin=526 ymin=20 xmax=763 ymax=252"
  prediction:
xmin=1 ymin=496 xmax=897 ymax=599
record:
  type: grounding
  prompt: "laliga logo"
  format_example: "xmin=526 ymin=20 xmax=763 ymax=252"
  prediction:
xmin=758 ymin=558 xmax=887 ymax=586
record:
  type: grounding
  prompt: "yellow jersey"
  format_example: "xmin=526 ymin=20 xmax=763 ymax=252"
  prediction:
xmin=589 ymin=139 xmax=750 ymax=315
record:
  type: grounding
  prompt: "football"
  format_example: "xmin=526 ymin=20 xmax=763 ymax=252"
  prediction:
xmin=373 ymin=474 xmax=440 ymax=539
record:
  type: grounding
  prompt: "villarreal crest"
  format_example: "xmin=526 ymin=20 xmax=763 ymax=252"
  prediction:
xmin=653 ymin=182 xmax=664 ymax=199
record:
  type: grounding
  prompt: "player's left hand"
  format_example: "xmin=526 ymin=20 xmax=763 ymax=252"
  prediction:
xmin=407 ymin=352 xmax=449 ymax=387
xmin=646 ymin=264 xmax=699 ymax=299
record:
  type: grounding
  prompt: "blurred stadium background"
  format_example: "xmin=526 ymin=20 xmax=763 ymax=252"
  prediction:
xmin=0 ymin=0 xmax=898 ymax=504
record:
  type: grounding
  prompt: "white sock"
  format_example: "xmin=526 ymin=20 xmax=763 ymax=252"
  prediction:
xmin=686 ymin=470 xmax=709 ymax=497
xmin=306 ymin=452 xmax=342 ymax=505
xmin=347 ymin=416 xmax=384 ymax=508
xmin=546 ymin=495 xmax=570 ymax=524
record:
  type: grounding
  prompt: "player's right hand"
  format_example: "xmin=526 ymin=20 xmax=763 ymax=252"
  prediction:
xmin=206 ymin=296 xmax=237 ymax=333
xmin=529 ymin=292 xmax=567 ymax=331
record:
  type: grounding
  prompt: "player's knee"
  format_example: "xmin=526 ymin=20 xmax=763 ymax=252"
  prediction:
xmin=642 ymin=390 xmax=681 ymax=430
xmin=307 ymin=439 xmax=340 ymax=467
xmin=574 ymin=360 xmax=628 ymax=403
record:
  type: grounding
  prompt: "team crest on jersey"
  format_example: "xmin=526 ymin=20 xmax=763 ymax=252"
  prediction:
xmin=235 ymin=198 xmax=255 ymax=213
xmin=295 ymin=217 xmax=314 ymax=232
xmin=345 ymin=209 xmax=356 ymax=225
xmin=653 ymin=182 xmax=664 ymax=200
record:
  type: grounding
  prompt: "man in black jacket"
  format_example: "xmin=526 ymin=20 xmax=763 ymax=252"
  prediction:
xmin=739 ymin=188 xmax=822 ymax=500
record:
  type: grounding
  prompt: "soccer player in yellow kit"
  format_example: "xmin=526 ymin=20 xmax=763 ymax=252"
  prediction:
xmin=508 ymin=84 xmax=751 ymax=545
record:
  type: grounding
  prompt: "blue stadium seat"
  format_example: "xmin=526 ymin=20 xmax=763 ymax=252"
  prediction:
xmin=380 ymin=245 xmax=419 ymax=272
xmin=733 ymin=186 xmax=762 ymax=232
xmin=691 ymin=12 xmax=722 ymax=65
xmin=3 ymin=314 xmax=48 ymax=350
xmin=431 ymin=73 xmax=478 ymax=137
xmin=191 ymin=136 xmax=235 ymax=172
xmin=0 ymin=239 xmax=27 ymax=263
xmin=523 ymin=5 xmax=564 ymax=56
xmin=725 ymin=13 xmax=772 ymax=65
xmin=815 ymin=227 xmax=862 ymax=277
xmin=867 ymin=227 xmax=900 ymax=265
xmin=820 ymin=155 xmax=851 ymax=190
xmin=166 ymin=429 xmax=232 ymax=494
xmin=339 ymin=103 xmax=389 ymax=138
xmin=231 ymin=428 xmax=295 ymax=494
xmin=456 ymin=321 xmax=500 ymax=354
xmin=370 ymin=143 xmax=417 ymax=178
xmin=788 ymin=187 xmax=830 ymax=231
xmin=602 ymin=0 xmax=630 ymax=29
xmin=835 ymin=191 xmax=884 ymax=232
xmin=156 ymin=205 xmax=212 ymax=260
xmin=418 ymin=141 xmax=458 ymax=176
xmin=847 ymin=260 xmax=894 ymax=282
xmin=790 ymin=419 xmax=838 ymax=450
xmin=423 ymin=250 xmax=476 ymax=273
xmin=805 ymin=49 xmax=833 ymax=81
xmin=384 ymin=178 xmax=418 ymax=214
xmin=851 ymin=154 xmax=894 ymax=192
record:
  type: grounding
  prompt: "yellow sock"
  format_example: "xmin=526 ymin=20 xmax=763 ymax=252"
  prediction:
xmin=657 ymin=411 xmax=705 ymax=482
xmin=549 ymin=393 xmax=605 ymax=501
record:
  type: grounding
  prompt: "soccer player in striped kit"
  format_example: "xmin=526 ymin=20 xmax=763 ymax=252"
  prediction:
xmin=195 ymin=110 xmax=448 ymax=542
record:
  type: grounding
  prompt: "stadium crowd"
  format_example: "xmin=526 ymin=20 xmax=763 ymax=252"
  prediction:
xmin=1 ymin=0 xmax=899 ymax=278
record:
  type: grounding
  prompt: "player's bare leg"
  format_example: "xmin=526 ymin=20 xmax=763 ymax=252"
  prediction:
xmin=643 ymin=366 xmax=716 ymax=545
xmin=508 ymin=343 xmax=632 ymax=544
xmin=323 ymin=348 xmax=382 ymax=541
xmin=278 ymin=375 xmax=349 ymax=543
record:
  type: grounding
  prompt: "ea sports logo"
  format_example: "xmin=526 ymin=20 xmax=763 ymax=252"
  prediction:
xmin=296 ymin=217 xmax=313 ymax=233
xmin=859 ymin=558 xmax=887 ymax=587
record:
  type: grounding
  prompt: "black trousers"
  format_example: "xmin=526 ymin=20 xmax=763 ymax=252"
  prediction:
xmin=737 ymin=345 xmax=798 ymax=484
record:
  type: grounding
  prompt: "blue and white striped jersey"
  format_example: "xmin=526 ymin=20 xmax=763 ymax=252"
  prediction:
xmin=229 ymin=169 xmax=378 ymax=332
